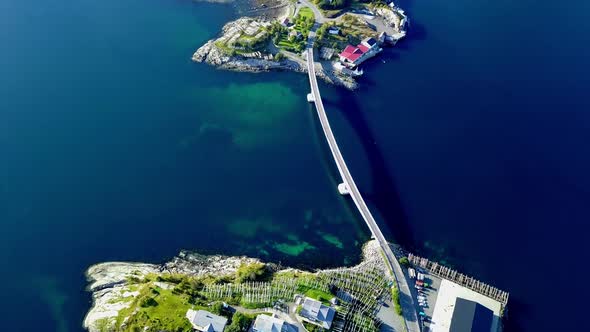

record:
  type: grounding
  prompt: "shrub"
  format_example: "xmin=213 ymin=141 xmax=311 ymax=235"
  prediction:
xmin=225 ymin=312 xmax=253 ymax=332
xmin=210 ymin=302 xmax=225 ymax=315
xmin=274 ymin=53 xmax=286 ymax=61
xmin=139 ymin=296 xmax=158 ymax=308
xmin=391 ymin=287 xmax=402 ymax=315
xmin=399 ymin=257 xmax=410 ymax=268
xmin=236 ymin=262 xmax=269 ymax=283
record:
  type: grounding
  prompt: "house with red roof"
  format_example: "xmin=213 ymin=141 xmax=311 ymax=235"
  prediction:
xmin=338 ymin=37 xmax=382 ymax=67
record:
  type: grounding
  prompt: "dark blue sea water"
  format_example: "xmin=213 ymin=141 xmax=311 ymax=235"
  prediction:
xmin=1 ymin=0 xmax=588 ymax=331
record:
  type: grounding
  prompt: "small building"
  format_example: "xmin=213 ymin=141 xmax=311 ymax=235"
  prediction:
xmin=186 ymin=309 xmax=227 ymax=332
xmin=362 ymin=37 xmax=378 ymax=49
xmin=328 ymin=26 xmax=340 ymax=35
xmin=298 ymin=298 xmax=335 ymax=330
xmin=281 ymin=17 xmax=290 ymax=27
xmin=429 ymin=280 xmax=502 ymax=332
xmin=449 ymin=298 xmax=494 ymax=332
xmin=252 ymin=314 xmax=298 ymax=332
xmin=338 ymin=37 xmax=381 ymax=67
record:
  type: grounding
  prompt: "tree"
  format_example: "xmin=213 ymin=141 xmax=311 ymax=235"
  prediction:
xmin=236 ymin=262 xmax=269 ymax=283
xmin=399 ymin=257 xmax=410 ymax=268
xmin=225 ymin=312 xmax=252 ymax=332
xmin=210 ymin=302 xmax=225 ymax=315
xmin=391 ymin=287 xmax=402 ymax=315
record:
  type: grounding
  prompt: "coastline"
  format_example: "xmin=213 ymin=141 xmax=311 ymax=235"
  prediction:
xmin=191 ymin=0 xmax=408 ymax=90
xmin=192 ymin=18 xmax=360 ymax=90
xmin=83 ymin=241 xmax=382 ymax=332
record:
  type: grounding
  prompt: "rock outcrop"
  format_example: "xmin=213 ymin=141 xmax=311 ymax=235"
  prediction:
xmin=83 ymin=253 xmax=266 ymax=332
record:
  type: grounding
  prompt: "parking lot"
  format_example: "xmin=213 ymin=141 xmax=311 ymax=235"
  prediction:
xmin=403 ymin=267 xmax=442 ymax=331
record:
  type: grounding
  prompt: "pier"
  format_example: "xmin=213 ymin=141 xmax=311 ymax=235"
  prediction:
xmin=407 ymin=253 xmax=510 ymax=308
xmin=304 ymin=26 xmax=420 ymax=332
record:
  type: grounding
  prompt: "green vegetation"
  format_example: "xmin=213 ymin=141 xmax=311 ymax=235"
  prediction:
xmin=214 ymin=20 xmax=271 ymax=56
xmin=399 ymin=257 xmax=410 ymax=268
xmin=209 ymin=301 xmax=226 ymax=316
xmin=105 ymin=251 xmax=390 ymax=332
xmin=274 ymin=52 xmax=286 ymax=61
xmin=268 ymin=7 xmax=317 ymax=54
xmin=315 ymin=15 xmax=377 ymax=52
xmin=391 ymin=286 xmax=402 ymax=316
xmin=293 ymin=8 xmax=314 ymax=34
xmin=94 ymin=318 xmax=112 ymax=332
xmin=236 ymin=262 xmax=270 ymax=283
xmin=314 ymin=0 xmax=350 ymax=10
xmin=269 ymin=22 xmax=306 ymax=53
xmin=302 ymin=321 xmax=322 ymax=332
xmin=298 ymin=7 xmax=315 ymax=21
xmin=116 ymin=284 xmax=194 ymax=332
xmin=298 ymin=285 xmax=333 ymax=304
xmin=225 ymin=312 xmax=254 ymax=332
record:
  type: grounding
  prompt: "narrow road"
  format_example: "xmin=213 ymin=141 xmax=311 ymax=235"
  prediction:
xmin=304 ymin=19 xmax=420 ymax=332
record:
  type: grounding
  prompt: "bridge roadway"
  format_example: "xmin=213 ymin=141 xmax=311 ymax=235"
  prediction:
xmin=305 ymin=43 xmax=420 ymax=332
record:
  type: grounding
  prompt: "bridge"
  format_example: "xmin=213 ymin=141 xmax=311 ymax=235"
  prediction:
xmin=305 ymin=28 xmax=420 ymax=332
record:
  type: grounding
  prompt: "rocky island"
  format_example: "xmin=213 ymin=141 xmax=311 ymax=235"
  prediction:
xmin=82 ymin=3 xmax=511 ymax=332
xmin=192 ymin=0 xmax=409 ymax=89
xmin=83 ymin=239 xmax=509 ymax=332
xmin=84 ymin=240 xmax=398 ymax=332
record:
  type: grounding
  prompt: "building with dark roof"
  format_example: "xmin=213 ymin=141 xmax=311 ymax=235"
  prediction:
xmin=449 ymin=298 xmax=494 ymax=332
xmin=430 ymin=279 xmax=501 ymax=332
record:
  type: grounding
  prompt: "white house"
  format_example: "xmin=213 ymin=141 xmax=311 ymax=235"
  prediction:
xmin=298 ymin=298 xmax=335 ymax=330
xmin=252 ymin=314 xmax=298 ymax=332
xmin=186 ymin=309 xmax=227 ymax=332
xmin=338 ymin=37 xmax=381 ymax=67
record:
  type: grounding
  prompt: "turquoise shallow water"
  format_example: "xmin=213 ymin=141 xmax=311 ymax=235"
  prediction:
xmin=1 ymin=0 xmax=590 ymax=331
xmin=0 ymin=0 xmax=367 ymax=330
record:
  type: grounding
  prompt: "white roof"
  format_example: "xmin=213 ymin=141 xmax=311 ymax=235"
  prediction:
xmin=252 ymin=315 xmax=297 ymax=332
xmin=186 ymin=309 xmax=227 ymax=332
xmin=300 ymin=298 xmax=335 ymax=329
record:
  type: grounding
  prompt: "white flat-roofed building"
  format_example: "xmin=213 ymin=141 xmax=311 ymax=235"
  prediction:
xmin=430 ymin=279 xmax=502 ymax=332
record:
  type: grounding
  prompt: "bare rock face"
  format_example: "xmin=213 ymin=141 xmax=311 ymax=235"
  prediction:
xmin=192 ymin=40 xmax=232 ymax=66
xmin=192 ymin=39 xmax=303 ymax=73
xmin=192 ymin=17 xmax=359 ymax=89
xmin=163 ymin=251 xmax=270 ymax=275
xmin=83 ymin=252 xmax=269 ymax=332
xmin=84 ymin=262 xmax=159 ymax=332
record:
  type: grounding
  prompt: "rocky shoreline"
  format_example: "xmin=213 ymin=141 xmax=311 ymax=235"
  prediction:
xmin=192 ymin=39 xmax=303 ymax=73
xmin=84 ymin=252 xmax=269 ymax=332
xmin=192 ymin=18 xmax=359 ymax=90
xmin=83 ymin=241 xmax=383 ymax=332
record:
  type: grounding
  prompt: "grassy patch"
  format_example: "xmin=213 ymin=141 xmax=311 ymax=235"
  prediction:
xmin=236 ymin=262 xmax=271 ymax=283
xmin=297 ymin=285 xmax=333 ymax=304
xmin=316 ymin=14 xmax=378 ymax=51
xmin=391 ymin=286 xmax=402 ymax=316
xmin=116 ymin=284 xmax=196 ymax=332
xmin=299 ymin=7 xmax=315 ymax=21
